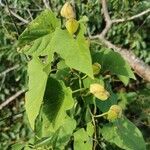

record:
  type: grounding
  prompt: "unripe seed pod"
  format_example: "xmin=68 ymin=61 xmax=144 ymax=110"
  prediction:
xmin=60 ymin=2 xmax=75 ymax=19
xmin=92 ymin=63 xmax=101 ymax=75
xmin=107 ymin=105 xmax=122 ymax=121
xmin=90 ymin=83 xmax=110 ymax=100
xmin=65 ymin=19 xmax=79 ymax=34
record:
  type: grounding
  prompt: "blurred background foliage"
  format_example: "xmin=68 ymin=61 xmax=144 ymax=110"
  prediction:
xmin=0 ymin=0 xmax=149 ymax=149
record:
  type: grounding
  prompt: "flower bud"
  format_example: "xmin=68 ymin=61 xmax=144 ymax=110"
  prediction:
xmin=90 ymin=83 xmax=109 ymax=100
xmin=65 ymin=19 xmax=79 ymax=34
xmin=92 ymin=63 xmax=101 ymax=75
xmin=107 ymin=105 xmax=122 ymax=121
xmin=60 ymin=2 xmax=75 ymax=19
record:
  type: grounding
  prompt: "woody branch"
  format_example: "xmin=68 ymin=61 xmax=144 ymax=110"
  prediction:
xmin=90 ymin=0 xmax=150 ymax=81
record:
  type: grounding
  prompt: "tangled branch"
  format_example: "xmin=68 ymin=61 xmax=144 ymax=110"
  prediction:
xmin=1 ymin=0 xmax=29 ymax=24
xmin=91 ymin=0 xmax=150 ymax=81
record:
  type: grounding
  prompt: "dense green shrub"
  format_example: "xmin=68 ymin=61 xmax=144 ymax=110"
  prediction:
xmin=0 ymin=0 xmax=149 ymax=149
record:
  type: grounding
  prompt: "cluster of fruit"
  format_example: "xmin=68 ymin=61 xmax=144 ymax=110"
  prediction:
xmin=60 ymin=2 xmax=79 ymax=34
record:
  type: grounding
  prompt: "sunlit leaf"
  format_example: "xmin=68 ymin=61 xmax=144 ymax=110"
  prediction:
xmin=92 ymin=49 xmax=136 ymax=85
xmin=101 ymin=117 xmax=146 ymax=150
xmin=25 ymin=57 xmax=50 ymax=129
xmin=74 ymin=128 xmax=92 ymax=150
xmin=49 ymin=28 xmax=93 ymax=78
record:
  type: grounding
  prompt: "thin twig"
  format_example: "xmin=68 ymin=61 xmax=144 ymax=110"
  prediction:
xmin=0 ymin=110 xmax=25 ymax=122
xmin=2 ymin=0 xmax=29 ymax=24
xmin=0 ymin=89 xmax=26 ymax=110
xmin=88 ymin=98 xmax=98 ymax=149
xmin=9 ymin=9 xmax=29 ymax=24
xmin=27 ymin=9 xmax=33 ymax=20
xmin=43 ymin=0 xmax=51 ymax=9
xmin=88 ymin=106 xmax=97 ymax=149
xmin=99 ymin=0 xmax=150 ymax=37
xmin=0 ymin=65 xmax=19 ymax=77
xmin=4 ymin=0 xmax=20 ymax=35
xmin=112 ymin=8 xmax=150 ymax=23
xmin=71 ymin=0 xmax=76 ymax=13
xmin=94 ymin=112 xmax=108 ymax=118
xmin=72 ymin=88 xmax=86 ymax=94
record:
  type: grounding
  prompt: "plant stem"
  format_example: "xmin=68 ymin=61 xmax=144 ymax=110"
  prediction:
xmin=81 ymin=75 xmax=88 ymax=80
xmin=73 ymin=72 xmax=82 ymax=89
xmin=72 ymin=88 xmax=86 ymax=94
xmin=93 ymin=98 xmax=97 ymax=149
xmin=93 ymin=98 xmax=97 ymax=114
xmin=94 ymin=112 xmax=108 ymax=118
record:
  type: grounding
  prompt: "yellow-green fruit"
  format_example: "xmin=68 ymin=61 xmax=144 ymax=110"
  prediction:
xmin=92 ymin=63 xmax=101 ymax=75
xmin=60 ymin=2 xmax=75 ymax=19
xmin=107 ymin=105 xmax=122 ymax=121
xmin=90 ymin=83 xmax=110 ymax=101
xmin=65 ymin=19 xmax=79 ymax=34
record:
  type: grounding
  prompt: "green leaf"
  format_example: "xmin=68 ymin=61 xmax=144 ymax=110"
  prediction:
xmin=18 ymin=10 xmax=60 ymax=56
xmin=42 ymin=77 xmax=74 ymax=134
xmin=101 ymin=117 xmax=146 ymax=150
xmin=83 ymin=76 xmax=104 ymax=89
xmin=35 ymin=117 xmax=76 ymax=149
xmin=19 ymin=14 xmax=93 ymax=78
xmin=86 ymin=122 xmax=94 ymax=137
xmin=74 ymin=128 xmax=92 ymax=150
xmin=118 ymin=75 xmax=130 ymax=86
xmin=19 ymin=9 xmax=94 ymax=134
xmin=34 ymin=108 xmax=44 ymax=138
xmin=11 ymin=142 xmax=26 ymax=150
xmin=78 ymin=16 xmax=89 ymax=23
xmin=34 ymin=136 xmax=52 ymax=148
xmin=18 ymin=9 xmax=60 ymax=45
xmin=57 ymin=60 xmax=68 ymax=70
xmin=20 ymin=34 xmax=53 ymax=56
xmin=50 ymin=28 xmax=93 ymax=78
xmin=25 ymin=57 xmax=50 ymax=129
xmin=92 ymin=49 xmax=136 ymax=85
xmin=56 ymin=61 xmax=70 ymax=83
xmin=51 ymin=117 xmax=76 ymax=149
xmin=23 ymin=146 xmax=31 ymax=150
